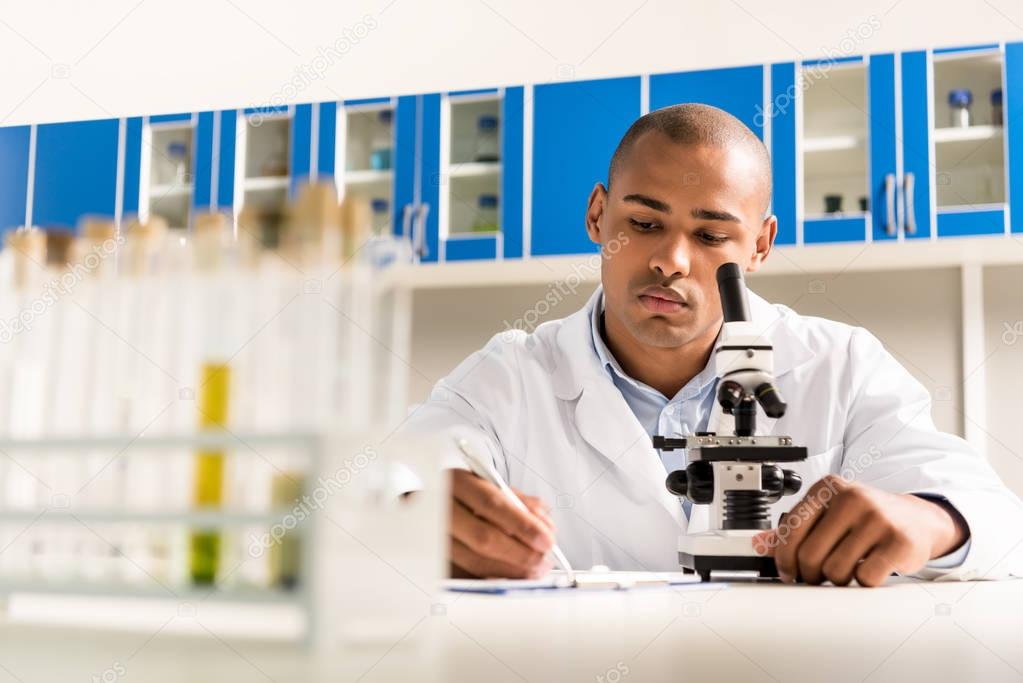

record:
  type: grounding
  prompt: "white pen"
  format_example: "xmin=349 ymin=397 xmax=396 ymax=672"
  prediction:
xmin=455 ymin=438 xmax=576 ymax=586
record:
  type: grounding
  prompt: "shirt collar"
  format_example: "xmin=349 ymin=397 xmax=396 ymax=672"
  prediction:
xmin=590 ymin=292 xmax=721 ymax=402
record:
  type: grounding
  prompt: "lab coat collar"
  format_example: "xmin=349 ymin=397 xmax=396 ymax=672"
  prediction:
xmin=553 ymin=285 xmax=815 ymax=402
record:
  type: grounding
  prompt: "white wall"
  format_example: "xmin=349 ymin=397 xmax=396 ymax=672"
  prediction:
xmin=3 ymin=0 xmax=1022 ymax=126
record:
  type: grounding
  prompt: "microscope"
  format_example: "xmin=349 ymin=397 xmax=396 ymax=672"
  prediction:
xmin=654 ymin=263 xmax=808 ymax=581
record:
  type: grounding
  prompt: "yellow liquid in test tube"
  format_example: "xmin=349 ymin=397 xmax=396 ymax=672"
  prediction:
xmin=190 ymin=362 xmax=230 ymax=585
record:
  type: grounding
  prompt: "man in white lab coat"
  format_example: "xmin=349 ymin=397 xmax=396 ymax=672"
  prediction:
xmin=404 ymin=103 xmax=1023 ymax=586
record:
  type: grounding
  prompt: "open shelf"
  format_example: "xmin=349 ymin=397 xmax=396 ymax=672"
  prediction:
xmin=448 ymin=161 xmax=501 ymax=178
xmin=345 ymin=169 xmax=393 ymax=185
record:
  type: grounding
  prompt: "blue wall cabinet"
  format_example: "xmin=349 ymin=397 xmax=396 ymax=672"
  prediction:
xmin=0 ymin=126 xmax=31 ymax=239
xmin=531 ymin=76 xmax=642 ymax=256
xmin=33 ymin=119 xmax=120 ymax=231
xmin=650 ymin=65 xmax=766 ymax=139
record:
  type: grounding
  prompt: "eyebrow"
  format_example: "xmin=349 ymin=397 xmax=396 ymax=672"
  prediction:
xmin=622 ymin=194 xmax=672 ymax=214
xmin=691 ymin=207 xmax=742 ymax=223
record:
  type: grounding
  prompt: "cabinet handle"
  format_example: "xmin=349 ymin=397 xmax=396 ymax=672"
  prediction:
xmin=884 ymin=173 xmax=897 ymax=236
xmin=903 ymin=172 xmax=916 ymax=236
xmin=413 ymin=203 xmax=430 ymax=259
xmin=401 ymin=203 xmax=415 ymax=240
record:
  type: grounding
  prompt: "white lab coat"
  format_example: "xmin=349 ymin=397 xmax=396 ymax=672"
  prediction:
xmin=404 ymin=286 xmax=1023 ymax=580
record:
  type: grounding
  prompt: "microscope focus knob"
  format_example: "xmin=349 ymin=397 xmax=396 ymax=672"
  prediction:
xmin=782 ymin=470 xmax=803 ymax=496
xmin=664 ymin=461 xmax=715 ymax=504
xmin=665 ymin=469 xmax=689 ymax=497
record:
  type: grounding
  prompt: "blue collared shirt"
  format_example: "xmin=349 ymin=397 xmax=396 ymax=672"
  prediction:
xmin=589 ymin=293 xmax=969 ymax=568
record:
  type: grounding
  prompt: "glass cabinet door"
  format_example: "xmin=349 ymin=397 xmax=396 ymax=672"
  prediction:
xmin=440 ymin=90 xmax=503 ymax=260
xmin=800 ymin=58 xmax=871 ymax=243
xmin=140 ymin=114 xmax=195 ymax=230
xmin=236 ymin=107 xmax=292 ymax=217
xmin=336 ymin=100 xmax=396 ymax=238
xmin=930 ymin=45 xmax=1007 ymax=236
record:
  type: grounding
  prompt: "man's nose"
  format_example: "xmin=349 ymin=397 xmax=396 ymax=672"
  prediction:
xmin=650 ymin=234 xmax=692 ymax=278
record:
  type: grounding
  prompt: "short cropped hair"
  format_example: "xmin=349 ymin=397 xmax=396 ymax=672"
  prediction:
xmin=607 ymin=103 xmax=772 ymax=210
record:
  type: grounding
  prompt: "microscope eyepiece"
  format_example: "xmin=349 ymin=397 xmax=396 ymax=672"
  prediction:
xmin=716 ymin=262 xmax=751 ymax=323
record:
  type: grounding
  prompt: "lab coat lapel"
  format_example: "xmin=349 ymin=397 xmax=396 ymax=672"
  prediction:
xmin=551 ymin=289 xmax=685 ymax=529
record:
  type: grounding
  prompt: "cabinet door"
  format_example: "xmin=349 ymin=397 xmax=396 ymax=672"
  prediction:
xmin=929 ymin=44 xmax=1009 ymax=237
xmin=33 ymin=119 xmax=120 ymax=230
xmin=649 ymin=65 xmax=765 ymax=137
xmin=769 ymin=63 xmax=797 ymax=245
xmin=232 ymin=106 xmax=297 ymax=216
xmin=774 ymin=56 xmax=873 ymax=245
xmin=869 ymin=53 xmax=898 ymax=242
xmin=328 ymin=97 xmax=399 ymax=242
xmin=0 ymin=125 xmax=31 ymax=238
xmin=1008 ymin=41 xmax=1023 ymax=234
xmin=438 ymin=88 xmax=523 ymax=263
xmin=122 ymin=112 xmax=203 ymax=229
xmin=531 ymin=76 xmax=642 ymax=256
xmin=900 ymin=50 xmax=933 ymax=240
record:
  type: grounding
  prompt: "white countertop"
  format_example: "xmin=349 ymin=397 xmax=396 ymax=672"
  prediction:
xmin=2 ymin=577 xmax=1022 ymax=682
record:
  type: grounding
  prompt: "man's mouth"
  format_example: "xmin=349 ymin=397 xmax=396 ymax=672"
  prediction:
xmin=637 ymin=287 xmax=689 ymax=314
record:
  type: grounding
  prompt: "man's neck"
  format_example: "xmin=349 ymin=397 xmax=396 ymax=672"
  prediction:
xmin=601 ymin=308 xmax=719 ymax=399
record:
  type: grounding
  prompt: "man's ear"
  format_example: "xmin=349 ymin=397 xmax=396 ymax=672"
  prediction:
xmin=585 ymin=182 xmax=608 ymax=246
xmin=746 ymin=214 xmax=777 ymax=274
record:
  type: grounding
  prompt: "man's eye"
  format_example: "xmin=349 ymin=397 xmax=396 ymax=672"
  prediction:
xmin=697 ymin=231 xmax=728 ymax=245
xmin=628 ymin=218 xmax=658 ymax=232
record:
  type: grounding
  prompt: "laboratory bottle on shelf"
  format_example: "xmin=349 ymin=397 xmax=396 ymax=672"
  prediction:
xmin=167 ymin=141 xmax=189 ymax=185
xmin=371 ymin=198 xmax=390 ymax=235
xmin=370 ymin=110 xmax=393 ymax=171
xmin=948 ymin=89 xmax=973 ymax=128
xmin=472 ymin=194 xmax=499 ymax=233
xmin=992 ymin=89 xmax=1003 ymax=126
xmin=474 ymin=115 xmax=500 ymax=163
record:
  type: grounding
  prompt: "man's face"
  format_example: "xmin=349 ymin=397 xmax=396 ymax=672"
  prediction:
xmin=586 ymin=131 xmax=776 ymax=349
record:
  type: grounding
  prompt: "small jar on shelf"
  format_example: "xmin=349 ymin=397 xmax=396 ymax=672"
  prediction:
xmin=991 ymin=88 xmax=1003 ymax=126
xmin=371 ymin=198 xmax=390 ymax=235
xmin=370 ymin=110 xmax=393 ymax=171
xmin=472 ymin=194 xmax=499 ymax=233
xmin=474 ymin=115 xmax=500 ymax=163
xmin=948 ymin=89 xmax=973 ymax=128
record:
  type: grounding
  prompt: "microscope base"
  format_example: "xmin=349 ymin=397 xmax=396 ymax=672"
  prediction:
xmin=678 ymin=531 xmax=779 ymax=581
xmin=679 ymin=552 xmax=779 ymax=582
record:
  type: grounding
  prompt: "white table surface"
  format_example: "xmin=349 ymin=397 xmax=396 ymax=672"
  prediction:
xmin=2 ymin=577 xmax=1022 ymax=683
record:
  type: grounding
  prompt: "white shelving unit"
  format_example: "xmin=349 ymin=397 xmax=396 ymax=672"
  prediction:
xmin=139 ymin=117 xmax=196 ymax=229
xmin=440 ymin=92 xmax=502 ymax=246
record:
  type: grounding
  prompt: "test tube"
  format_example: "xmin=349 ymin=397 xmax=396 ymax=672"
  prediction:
xmin=189 ymin=212 xmax=236 ymax=586
xmin=0 ymin=228 xmax=48 ymax=580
